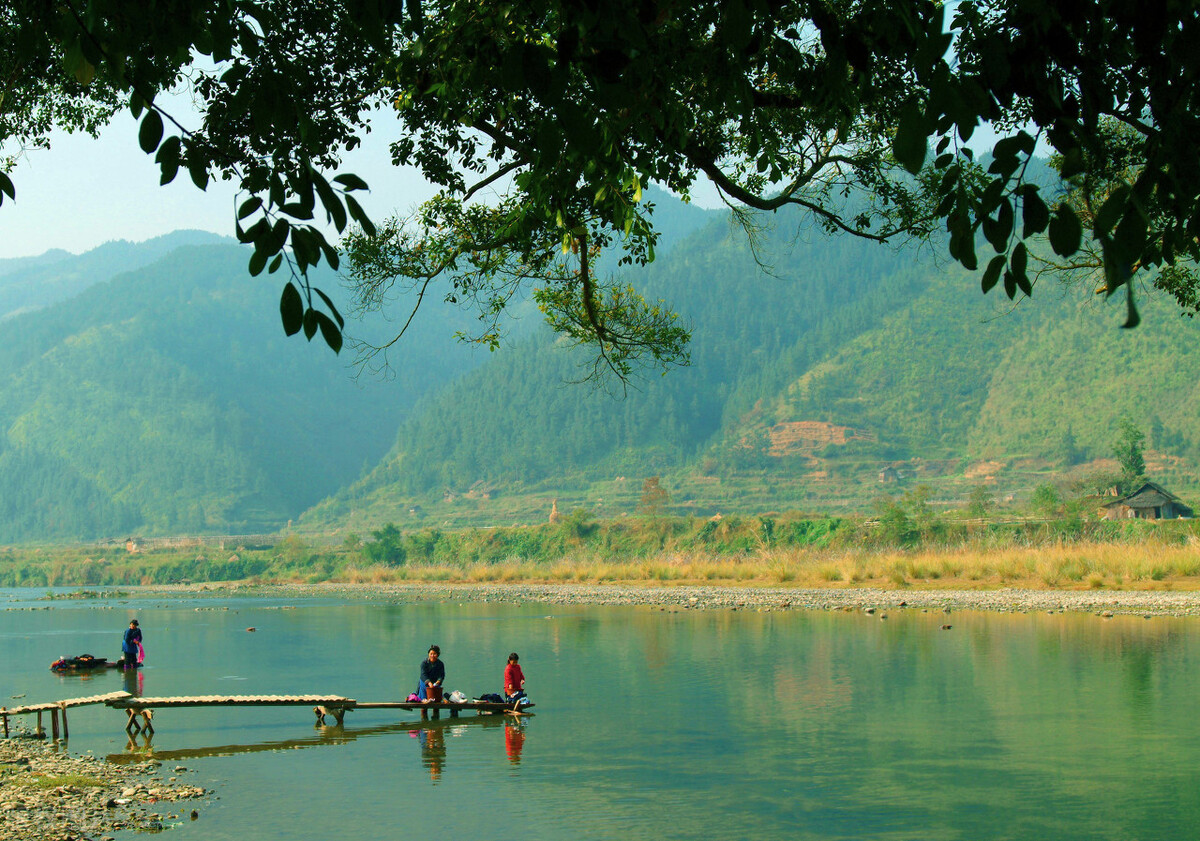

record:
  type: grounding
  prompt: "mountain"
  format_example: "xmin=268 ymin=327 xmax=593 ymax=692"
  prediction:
xmin=305 ymin=208 xmax=1200 ymax=529
xmin=0 ymin=241 xmax=485 ymax=542
xmin=0 ymin=230 xmax=228 ymax=321
xmin=0 ymin=195 xmax=716 ymax=543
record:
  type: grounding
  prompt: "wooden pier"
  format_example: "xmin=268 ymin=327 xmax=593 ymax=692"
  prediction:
xmin=2 ymin=692 xmax=533 ymax=738
xmin=1 ymin=691 xmax=133 ymax=740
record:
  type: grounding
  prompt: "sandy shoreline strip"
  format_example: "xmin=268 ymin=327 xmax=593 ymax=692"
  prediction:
xmin=110 ymin=582 xmax=1200 ymax=617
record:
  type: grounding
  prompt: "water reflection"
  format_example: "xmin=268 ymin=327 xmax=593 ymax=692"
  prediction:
xmin=413 ymin=725 xmax=446 ymax=780
xmin=106 ymin=714 xmax=521 ymax=778
xmin=9 ymin=595 xmax=1200 ymax=841
xmin=121 ymin=666 xmax=144 ymax=697
xmin=504 ymin=719 xmax=526 ymax=765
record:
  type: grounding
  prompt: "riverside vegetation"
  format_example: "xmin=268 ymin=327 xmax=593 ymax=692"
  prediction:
xmin=5 ymin=507 xmax=1200 ymax=592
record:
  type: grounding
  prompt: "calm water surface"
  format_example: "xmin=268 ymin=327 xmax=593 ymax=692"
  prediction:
xmin=1 ymin=588 xmax=1198 ymax=840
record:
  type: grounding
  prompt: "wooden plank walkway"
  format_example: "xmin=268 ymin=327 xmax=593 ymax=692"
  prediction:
xmin=1 ymin=691 xmax=133 ymax=739
xmin=3 ymin=692 xmax=533 ymax=738
xmin=106 ymin=695 xmax=355 ymax=708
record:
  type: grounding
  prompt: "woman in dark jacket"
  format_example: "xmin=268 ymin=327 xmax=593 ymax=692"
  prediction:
xmin=121 ymin=620 xmax=142 ymax=669
xmin=417 ymin=644 xmax=444 ymax=701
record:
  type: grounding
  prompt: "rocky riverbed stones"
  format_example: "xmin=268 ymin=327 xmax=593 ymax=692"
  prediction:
xmin=146 ymin=582 xmax=1200 ymax=618
xmin=0 ymin=738 xmax=207 ymax=840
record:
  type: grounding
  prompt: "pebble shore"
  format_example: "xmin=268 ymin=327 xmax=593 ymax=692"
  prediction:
xmin=150 ymin=581 xmax=1200 ymax=616
xmin=0 ymin=738 xmax=207 ymax=841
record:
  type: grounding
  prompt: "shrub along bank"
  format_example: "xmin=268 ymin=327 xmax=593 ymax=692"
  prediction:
xmin=2 ymin=512 xmax=1200 ymax=589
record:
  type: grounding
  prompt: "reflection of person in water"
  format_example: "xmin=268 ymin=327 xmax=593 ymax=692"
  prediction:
xmin=504 ymin=721 xmax=526 ymax=764
xmin=121 ymin=663 xmax=144 ymax=697
xmin=416 ymin=727 xmax=446 ymax=780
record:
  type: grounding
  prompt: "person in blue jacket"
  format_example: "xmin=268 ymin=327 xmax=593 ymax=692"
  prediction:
xmin=416 ymin=644 xmax=445 ymax=701
xmin=121 ymin=620 xmax=142 ymax=670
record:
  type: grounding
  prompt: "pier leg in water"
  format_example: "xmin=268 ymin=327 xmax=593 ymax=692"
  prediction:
xmin=2 ymin=708 xmax=7 ymax=739
xmin=313 ymin=706 xmax=348 ymax=726
xmin=60 ymin=705 xmax=69 ymax=740
xmin=36 ymin=711 xmax=43 ymax=737
xmin=124 ymin=708 xmax=153 ymax=734
xmin=50 ymin=708 xmax=59 ymax=741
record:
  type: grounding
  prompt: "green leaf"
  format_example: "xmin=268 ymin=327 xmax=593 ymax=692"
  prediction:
xmin=238 ymin=197 xmax=263 ymax=220
xmin=332 ymin=173 xmax=369 ymax=191
xmin=280 ymin=283 xmax=304 ymax=336
xmin=314 ymin=288 xmax=345 ymax=328
xmin=1094 ymin=186 xmax=1129 ymax=238
xmin=268 ymin=253 xmax=283 ymax=273
xmin=319 ymin=239 xmax=340 ymax=271
xmin=1011 ymin=243 xmax=1031 ymax=295
xmin=280 ymin=202 xmax=314 ymax=221
xmin=188 ymin=157 xmax=209 ymax=190
xmin=1112 ymin=206 xmax=1147 ymax=262
xmin=344 ymin=194 xmax=376 ymax=237
xmin=0 ymin=170 xmax=14 ymax=203
xmin=981 ymin=255 xmax=1005 ymax=293
xmin=1058 ymin=146 xmax=1085 ymax=179
xmin=138 ymin=110 xmax=164 ymax=154
xmin=155 ymin=136 xmax=181 ymax=185
xmin=1021 ymin=189 xmax=1049 ymax=238
xmin=1047 ymin=207 xmax=1081 ymax=256
xmin=313 ymin=172 xmax=347 ymax=231
xmin=315 ymin=312 xmax=343 ymax=353
xmin=303 ymin=308 xmax=318 ymax=340
xmin=893 ymin=105 xmax=930 ymax=174
xmin=1122 ymin=283 xmax=1140 ymax=329
xmin=248 ymin=248 xmax=268 ymax=276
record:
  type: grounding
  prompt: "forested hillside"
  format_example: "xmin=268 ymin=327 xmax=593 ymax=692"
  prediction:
xmin=4 ymin=198 xmax=1198 ymax=543
xmin=306 ymin=207 xmax=1200 ymax=530
xmin=307 ymin=211 xmax=935 ymax=525
xmin=0 ymin=241 xmax=482 ymax=542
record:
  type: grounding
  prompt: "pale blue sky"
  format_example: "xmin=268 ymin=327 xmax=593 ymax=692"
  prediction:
xmin=0 ymin=103 xmax=439 ymax=260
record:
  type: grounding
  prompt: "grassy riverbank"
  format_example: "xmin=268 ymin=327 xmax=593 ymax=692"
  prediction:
xmin=3 ymin=512 xmax=1200 ymax=591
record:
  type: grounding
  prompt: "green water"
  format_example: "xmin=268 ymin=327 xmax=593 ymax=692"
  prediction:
xmin=2 ymin=589 xmax=1198 ymax=840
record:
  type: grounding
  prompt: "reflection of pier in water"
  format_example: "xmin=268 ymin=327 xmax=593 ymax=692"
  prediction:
xmin=105 ymin=715 xmax=518 ymax=765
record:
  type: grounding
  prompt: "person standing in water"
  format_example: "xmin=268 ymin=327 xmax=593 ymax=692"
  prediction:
xmin=121 ymin=620 xmax=142 ymax=670
xmin=504 ymin=652 xmax=526 ymax=702
xmin=417 ymin=644 xmax=444 ymax=701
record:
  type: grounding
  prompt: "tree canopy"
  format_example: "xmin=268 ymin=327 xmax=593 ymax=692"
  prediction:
xmin=3 ymin=0 xmax=1199 ymax=377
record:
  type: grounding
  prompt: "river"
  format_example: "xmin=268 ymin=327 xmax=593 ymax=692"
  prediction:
xmin=2 ymin=588 xmax=1198 ymax=839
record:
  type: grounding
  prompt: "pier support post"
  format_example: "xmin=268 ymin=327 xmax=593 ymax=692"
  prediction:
xmin=313 ymin=706 xmax=348 ymax=726
xmin=36 ymin=711 xmax=43 ymax=737
xmin=50 ymin=709 xmax=59 ymax=741
xmin=59 ymin=705 xmax=69 ymax=740
xmin=124 ymin=708 xmax=153 ymax=734
xmin=2 ymin=708 xmax=7 ymax=739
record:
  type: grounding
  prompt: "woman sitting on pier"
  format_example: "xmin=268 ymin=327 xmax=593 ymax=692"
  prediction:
xmin=417 ymin=645 xmax=445 ymax=702
xmin=504 ymin=652 xmax=526 ymax=703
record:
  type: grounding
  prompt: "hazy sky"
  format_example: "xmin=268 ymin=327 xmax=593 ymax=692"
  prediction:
xmin=0 ymin=96 xmax=728 ymax=262
xmin=0 ymin=103 xmax=440 ymax=260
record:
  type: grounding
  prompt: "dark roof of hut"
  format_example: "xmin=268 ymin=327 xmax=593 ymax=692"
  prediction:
xmin=1102 ymin=481 xmax=1182 ymax=509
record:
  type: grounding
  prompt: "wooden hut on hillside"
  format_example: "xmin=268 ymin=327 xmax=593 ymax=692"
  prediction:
xmin=1100 ymin=481 xmax=1193 ymax=520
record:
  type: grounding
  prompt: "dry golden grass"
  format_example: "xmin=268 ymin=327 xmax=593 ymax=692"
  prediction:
xmin=331 ymin=540 xmax=1200 ymax=590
